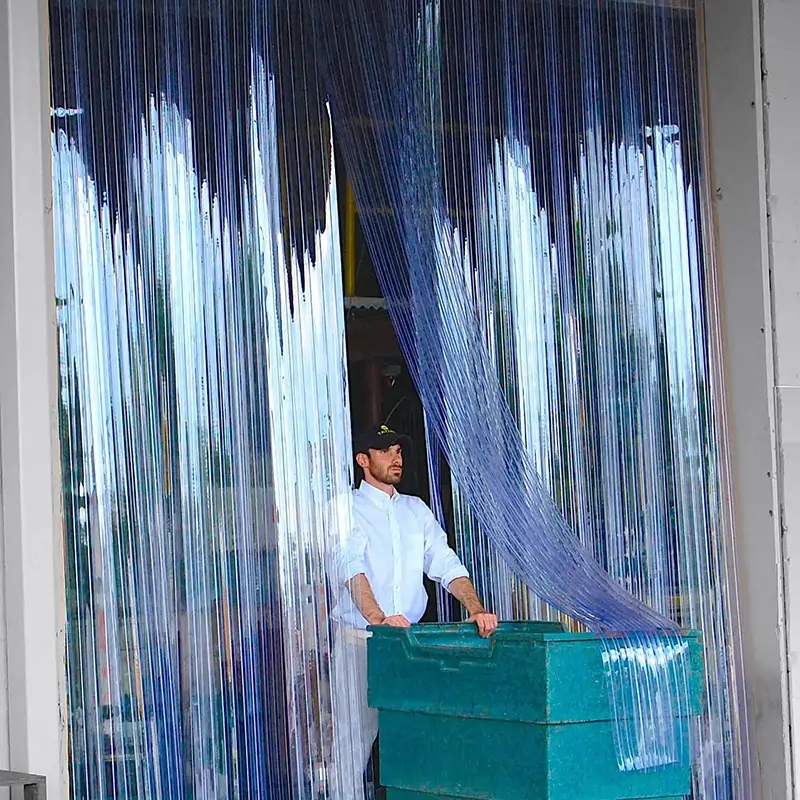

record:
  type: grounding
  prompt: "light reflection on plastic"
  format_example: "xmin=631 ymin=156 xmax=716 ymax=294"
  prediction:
xmin=51 ymin=3 xmax=363 ymax=792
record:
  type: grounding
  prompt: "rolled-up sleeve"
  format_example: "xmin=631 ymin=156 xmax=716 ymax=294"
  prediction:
xmin=419 ymin=502 xmax=469 ymax=589
xmin=336 ymin=521 xmax=367 ymax=585
xmin=326 ymin=494 xmax=367 ymax=586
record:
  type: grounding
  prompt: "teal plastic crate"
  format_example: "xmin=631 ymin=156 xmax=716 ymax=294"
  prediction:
xmin=386 ymin=792 xmax=685 ymax=800
xmin=368 ymin=622 xmax=703 ymax=800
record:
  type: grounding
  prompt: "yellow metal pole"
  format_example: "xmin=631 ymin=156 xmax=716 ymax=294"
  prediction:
xmin=344 ymin=182 xmax=357 ymax=297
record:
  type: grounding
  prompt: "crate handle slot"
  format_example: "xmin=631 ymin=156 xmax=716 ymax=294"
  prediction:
xmin=404 ymin=626 xmax=497 ymax=659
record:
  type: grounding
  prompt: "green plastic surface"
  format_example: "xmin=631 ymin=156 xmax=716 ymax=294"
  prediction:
xmin=386 ymin=792 xmax=684 ymax=800
xmin=368 ymin=622 xmax=704 ymax=724
xmin=368 ymin=622 xmax=703 ymax=800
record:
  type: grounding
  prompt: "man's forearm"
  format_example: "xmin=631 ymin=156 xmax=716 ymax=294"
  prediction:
xmin=447 ymin=577 xmax=486 ymax=616
xmin=346 ymin=573 xmax=386 ymax=625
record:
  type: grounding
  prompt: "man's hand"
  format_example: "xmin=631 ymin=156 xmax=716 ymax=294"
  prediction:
xmin=448 ymin=577 xmax=498 ymax=637
xmin=467 ymin=610 xmax=499 ymax=638
xmin=381 ymin=614 xmax=412 ymax=628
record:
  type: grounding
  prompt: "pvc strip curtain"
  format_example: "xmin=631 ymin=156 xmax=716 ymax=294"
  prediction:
xmin=424 ymin=7 xmax=749 ymax=795
xmin=315 ymin=0 xmax=695 ymax=777
xmin=48 ymin=0 xmax=748 ymax=797
xmin=312 ymin=0 xmax=748 ymax=796
xmin=50 ymin=2 xmax=366 ymax=798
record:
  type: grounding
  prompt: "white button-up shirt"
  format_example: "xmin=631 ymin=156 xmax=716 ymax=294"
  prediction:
xmin=330 ymin=481 xmax=469 ymax=629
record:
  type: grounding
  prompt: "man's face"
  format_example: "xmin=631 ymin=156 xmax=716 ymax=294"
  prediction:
xmin=362 ymin=444 xmax=403 ymax=486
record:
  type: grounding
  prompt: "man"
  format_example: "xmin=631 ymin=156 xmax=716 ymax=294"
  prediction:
xmin=329 ymin=424 xmax=498 ymax=798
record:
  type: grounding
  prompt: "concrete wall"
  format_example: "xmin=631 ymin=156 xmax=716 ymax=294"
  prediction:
xmin=0 ymin=1 xmax=66 ymax=796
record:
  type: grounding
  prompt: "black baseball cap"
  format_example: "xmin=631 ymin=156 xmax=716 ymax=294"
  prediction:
xmin=353 ymin=424 xmax=412 ymax=456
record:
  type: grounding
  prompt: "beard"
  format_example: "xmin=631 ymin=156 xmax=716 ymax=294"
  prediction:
xmin=371 ymin=462 xmax=403 ymax=485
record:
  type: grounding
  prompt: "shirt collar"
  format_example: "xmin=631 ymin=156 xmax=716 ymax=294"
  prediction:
xmin=358 ymin=480 xmax=400 ymax=508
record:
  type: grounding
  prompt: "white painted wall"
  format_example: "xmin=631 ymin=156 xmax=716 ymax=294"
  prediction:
xmin=0 ymin=1 xmax=66 ymax=797
xmin=761 ymin=1 xmax=800 ymax=796
xmin=704 ymin=0 xmax=800 ymax=797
